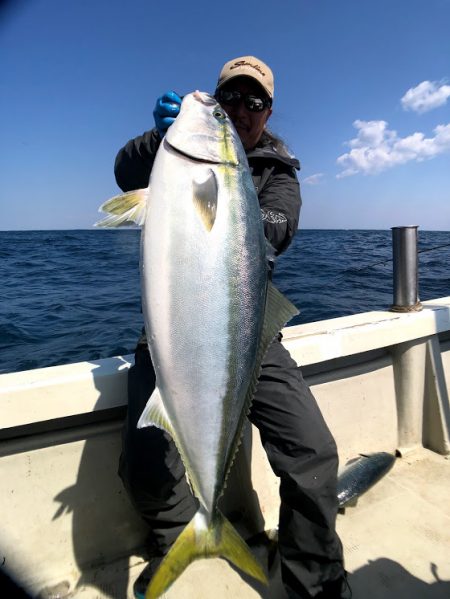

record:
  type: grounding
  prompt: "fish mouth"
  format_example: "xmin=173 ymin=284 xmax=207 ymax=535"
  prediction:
xmin=192 ymin=90 xmax=217 ymax=106
xmin=164 ymin=90 xmax=240 ymax=166
xmin=164 ymin=138 xmax=225 ymax=165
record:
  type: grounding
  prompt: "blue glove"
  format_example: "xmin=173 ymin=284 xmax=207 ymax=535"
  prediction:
xmin=153 ymin=91 xmax=182 ymax=137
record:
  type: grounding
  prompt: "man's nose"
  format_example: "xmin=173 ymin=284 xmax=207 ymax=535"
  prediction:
xmin=229 ymin=101 xmax=248 ymax=123
xmin=235 ymin=100 xmax=248 ymax=117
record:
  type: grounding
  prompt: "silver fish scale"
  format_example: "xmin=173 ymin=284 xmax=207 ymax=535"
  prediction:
xmin=141 ymin=103 xmax=267 ymax=514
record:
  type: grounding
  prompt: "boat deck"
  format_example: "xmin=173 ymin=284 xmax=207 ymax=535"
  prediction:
xmin=3 ymin=300 xmax=450 ymax=598
xmin=70 ymin=448 xmax=449 ymax=599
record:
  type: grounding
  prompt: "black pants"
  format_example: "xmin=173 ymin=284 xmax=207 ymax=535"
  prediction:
xmin=119 ymin=335 xmax=345 ymax=598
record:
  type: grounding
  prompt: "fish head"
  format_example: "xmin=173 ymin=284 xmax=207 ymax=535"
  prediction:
xmin=165 ymin=91 xmax=243 ymax=166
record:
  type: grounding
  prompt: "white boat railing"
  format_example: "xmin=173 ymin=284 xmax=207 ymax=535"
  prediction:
xmin=1 ymin=298 xmax=449 ymax=597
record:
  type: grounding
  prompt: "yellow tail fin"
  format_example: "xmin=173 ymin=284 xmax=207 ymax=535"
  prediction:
xmin=145 ymin=509 xmax=267 ymax=598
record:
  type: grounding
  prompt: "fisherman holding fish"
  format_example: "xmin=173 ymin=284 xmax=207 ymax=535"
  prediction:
xmin=111 ymin=57 xmax=348 ymax=599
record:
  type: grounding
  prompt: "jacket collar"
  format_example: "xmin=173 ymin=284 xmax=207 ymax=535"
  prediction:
xmin=246 ymin=135 xmax=300 ymax=170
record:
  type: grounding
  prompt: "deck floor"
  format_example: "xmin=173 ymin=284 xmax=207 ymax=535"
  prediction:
xmin=73 ymin=448 xmax=450 ymax=599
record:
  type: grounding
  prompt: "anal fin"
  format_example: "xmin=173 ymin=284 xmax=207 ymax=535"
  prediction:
xmin=137 ymin=387 xmax=175 ymax=438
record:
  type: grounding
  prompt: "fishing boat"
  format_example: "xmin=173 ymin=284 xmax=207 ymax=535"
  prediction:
xmin=1 ymin=229 xmax=449 ymax=598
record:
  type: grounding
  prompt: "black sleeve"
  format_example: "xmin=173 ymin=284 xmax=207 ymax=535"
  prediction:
xmin=259 ymin=165 xmax=302 ymax=255
xmin=114 ymin=128 xmax=162 ymax=192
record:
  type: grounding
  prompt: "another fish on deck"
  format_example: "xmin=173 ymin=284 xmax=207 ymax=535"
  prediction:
xmin=337 ymin=452 xmax=396 ymax=508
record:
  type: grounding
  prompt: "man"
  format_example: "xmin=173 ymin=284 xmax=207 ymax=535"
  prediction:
xmin=116 ymin=56 xmax=348 ymax=599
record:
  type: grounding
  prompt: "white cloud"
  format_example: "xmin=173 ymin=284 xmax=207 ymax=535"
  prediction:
xmin=303 ymin=173 xmax=325 ymax=185
xmin=337 ymin=119 xmax=450 ymax=178
xmin=401 ymin=80 xmax=450 ymax=114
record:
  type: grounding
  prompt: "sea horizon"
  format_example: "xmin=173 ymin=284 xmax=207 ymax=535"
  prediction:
xmin=1 ymin=226 xmax=448 ymax=233
xmin=1 ymin=229 xmax=449 ymax=374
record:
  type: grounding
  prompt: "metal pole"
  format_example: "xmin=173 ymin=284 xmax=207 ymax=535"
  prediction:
xmin=390 ymin=226 xmax=422 ymax=312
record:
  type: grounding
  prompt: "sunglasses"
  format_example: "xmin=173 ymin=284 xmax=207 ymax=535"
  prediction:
xmin=215 ymin=89 xmax=272 ymax=113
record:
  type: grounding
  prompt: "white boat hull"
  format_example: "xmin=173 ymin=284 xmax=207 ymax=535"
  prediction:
xmin=1 ymin=297 xmax=450 ymax=597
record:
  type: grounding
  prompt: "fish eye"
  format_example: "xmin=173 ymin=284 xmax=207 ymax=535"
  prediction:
xmin=213 ymin=109 xmax=226 ymax=121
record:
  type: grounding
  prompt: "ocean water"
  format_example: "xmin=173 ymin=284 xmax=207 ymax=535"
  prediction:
xmin=1 ymin=229 xmax=449 ymax=374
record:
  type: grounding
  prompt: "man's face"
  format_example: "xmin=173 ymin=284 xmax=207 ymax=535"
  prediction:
xmin=217 ymin=77 xmax=272 ymax=150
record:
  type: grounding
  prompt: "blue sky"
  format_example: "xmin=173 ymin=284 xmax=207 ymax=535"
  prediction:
xmin=1 ymin=0 xmax=449 ymax=231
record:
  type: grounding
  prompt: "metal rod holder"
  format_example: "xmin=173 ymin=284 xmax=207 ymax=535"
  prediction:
xmin=390 ymin=226 xmax=422 ymax=312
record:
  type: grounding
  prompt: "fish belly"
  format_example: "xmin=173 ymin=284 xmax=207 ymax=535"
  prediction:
xmin=141 ymin=147 xmax=266 ymax=511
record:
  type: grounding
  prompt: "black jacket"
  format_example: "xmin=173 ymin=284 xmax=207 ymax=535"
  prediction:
xmin=114 ymin=128 xmax=301 ymax=255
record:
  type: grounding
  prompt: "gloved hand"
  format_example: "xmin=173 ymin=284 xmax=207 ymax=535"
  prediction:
xmin=153 ymin=91 xmax=182 ymax=137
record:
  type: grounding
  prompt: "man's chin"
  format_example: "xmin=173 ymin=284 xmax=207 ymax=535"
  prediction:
xmin=236 ymin=129 xmax=251 ymax=148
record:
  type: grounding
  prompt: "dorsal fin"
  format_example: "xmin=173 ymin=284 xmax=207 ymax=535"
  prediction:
xmin=221 ymin=282 xmax=299 ymax=492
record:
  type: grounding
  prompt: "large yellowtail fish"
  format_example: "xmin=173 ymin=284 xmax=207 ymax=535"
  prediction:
xmin=96 ymin=91 xmax=298 ymax=598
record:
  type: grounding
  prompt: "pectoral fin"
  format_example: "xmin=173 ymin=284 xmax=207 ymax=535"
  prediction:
xmin=95 ymin=188 xmax=148 ymax=227
xmin=192 ymin=169 xmax=218 ymax=232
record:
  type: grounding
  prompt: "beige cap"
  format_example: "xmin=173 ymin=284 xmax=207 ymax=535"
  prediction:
xmin=216 ymin=56 xmax=274 ymax=99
